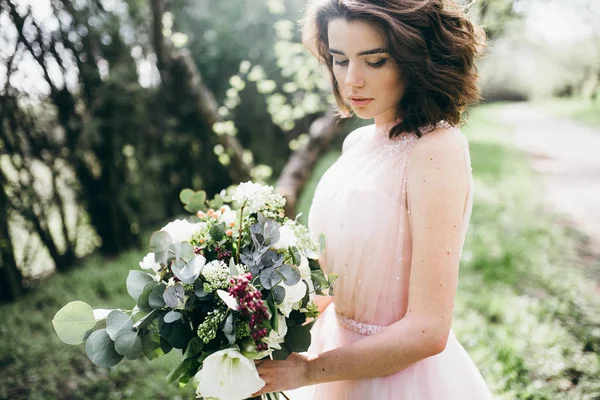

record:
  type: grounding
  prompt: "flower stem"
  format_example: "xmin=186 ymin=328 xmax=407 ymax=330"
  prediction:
xmin=236 ymin=204 xmax=245 ymax=265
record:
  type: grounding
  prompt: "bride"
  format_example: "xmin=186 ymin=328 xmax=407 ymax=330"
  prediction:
xmin=253 ymin=0 xmax=493 ymax=398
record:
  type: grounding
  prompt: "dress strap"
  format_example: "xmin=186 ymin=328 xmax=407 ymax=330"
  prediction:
xmin=335 ymin=309 xmax=386 ymax=336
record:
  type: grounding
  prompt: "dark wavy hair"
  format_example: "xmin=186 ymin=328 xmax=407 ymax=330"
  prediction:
xmin=302 ymin=0 xmax=486 ymax=138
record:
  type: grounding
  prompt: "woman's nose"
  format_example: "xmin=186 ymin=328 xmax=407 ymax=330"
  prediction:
xmin=344 ymin=62 xmax=365 ymax=88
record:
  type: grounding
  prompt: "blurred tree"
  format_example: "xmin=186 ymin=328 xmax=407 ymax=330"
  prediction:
xmin=0 ymin=168 xmax=23 ymax=302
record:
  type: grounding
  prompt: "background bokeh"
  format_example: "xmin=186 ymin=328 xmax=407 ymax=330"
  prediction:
xmin=1 ymin=0 xmax=599 ymax=399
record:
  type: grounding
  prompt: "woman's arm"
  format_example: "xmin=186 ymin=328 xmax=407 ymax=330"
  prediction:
xmin=304 ymin=128 xmax=471 ymax=384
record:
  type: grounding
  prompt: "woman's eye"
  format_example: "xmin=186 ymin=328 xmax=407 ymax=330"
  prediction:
xmin=333 ymin=59 xmax=349 ymax=66
xmin=367 ymin=59 xmax=388 ymax=68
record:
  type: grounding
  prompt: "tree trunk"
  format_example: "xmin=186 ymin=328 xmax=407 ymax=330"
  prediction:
xmin=151 ymin=0 xmax=253 ymax=184
xmin=275 ymin=110 xmax=338 ymax=218
xmin=0 ymin=170 xmax=24 ymax=302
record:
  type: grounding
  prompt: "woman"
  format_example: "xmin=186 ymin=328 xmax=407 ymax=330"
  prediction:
xmin=254 ymin=0 xmax=493 ymax=398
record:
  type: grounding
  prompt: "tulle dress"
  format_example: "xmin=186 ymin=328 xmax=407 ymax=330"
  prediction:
xmin=286 ymin=121 xmax=493 ymax=399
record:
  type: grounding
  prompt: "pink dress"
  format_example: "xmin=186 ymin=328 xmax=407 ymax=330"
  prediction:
xmin=287 ymin=122 xmax=493 ymax=399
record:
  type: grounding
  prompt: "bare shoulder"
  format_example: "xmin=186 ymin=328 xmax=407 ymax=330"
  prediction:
xmin=342 ymin=124 xmax=372 ymax=154
xmin=412 ymin=126 xmax=468 ymax=159
xmin=409 ymin=126 xmax=470 ymax=185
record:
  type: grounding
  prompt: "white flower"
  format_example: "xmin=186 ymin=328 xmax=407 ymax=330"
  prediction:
xmin=194 ymin=347 xmax=265 ymax=400
xmin=277 ymin=280 xmax=307 ymax=317
xmin=202 ymin=260 xmax=228 ymax=276
xmin=139 ymin=252 xmax=161 ymax=273
xmin=161 ymin=219 xmax=205 ymax=243
xmin=271 ymin=224 xmax=298 ymax=250
xmin=265 ymin=313 xmax=288 ymax=350
xmin=172 ymin=254 xmax=206 ymax=284
xmin=233 ymin=181 xmax=273 ymax=213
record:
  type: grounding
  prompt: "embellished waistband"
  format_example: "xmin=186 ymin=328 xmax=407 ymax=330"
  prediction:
xmin=334 ymin=310 xmax=386 ymax=336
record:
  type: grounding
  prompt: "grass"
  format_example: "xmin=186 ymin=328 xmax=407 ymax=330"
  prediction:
xmin=2 ymin=103 xmax=600 ymax=399
xmin=536 ymin=97 xmax=600 ymax=129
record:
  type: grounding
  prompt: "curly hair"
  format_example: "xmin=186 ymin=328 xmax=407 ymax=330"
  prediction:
xmin=301 ymin=0 xmax=486 ymax=138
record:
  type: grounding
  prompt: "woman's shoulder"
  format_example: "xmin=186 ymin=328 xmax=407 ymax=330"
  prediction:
xmin=409 ymin=124 xmax=470 ymax=181
xmin=413 ymin=124 xmax=468 ymax=158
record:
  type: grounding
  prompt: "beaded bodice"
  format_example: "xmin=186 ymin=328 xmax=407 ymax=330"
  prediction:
xmin=307 ymin=121 xmax=473 ymax=335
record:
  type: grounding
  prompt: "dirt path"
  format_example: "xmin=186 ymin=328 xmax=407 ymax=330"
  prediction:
xmin=498 ymin=102 xmax=600 ymax=252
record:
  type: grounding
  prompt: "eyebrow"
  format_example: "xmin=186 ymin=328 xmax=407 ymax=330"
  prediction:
xmin=329 ymin=48 xmax=387 ymax=56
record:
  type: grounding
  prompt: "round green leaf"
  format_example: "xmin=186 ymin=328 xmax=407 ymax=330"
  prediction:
xmin=85 ymin=329 xmax=123 ymax=368
xmin=106 ymin=310 xmax=133 ymax=340
xmin=149 ymin=283 xmax=167 ymax=309
xmin=114 ymin=331 xmax=143 ymax=360
xmin=138 ymin=281 xmax=158 ymax=312
xmin=179 ymin=188 xmax=195 ymax=204
xmin=52 ymin=301 xmax=97 ymax=345
xmin=126 ymin=270 xmax=155 ymax=301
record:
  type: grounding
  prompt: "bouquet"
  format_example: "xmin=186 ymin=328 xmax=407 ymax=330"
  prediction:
xmin=52 ymin=181 xmax=337 ymax=400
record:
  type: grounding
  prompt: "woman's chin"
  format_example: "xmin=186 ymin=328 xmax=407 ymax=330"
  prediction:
xmin=351 ymin=107 xmax=377 ymax=120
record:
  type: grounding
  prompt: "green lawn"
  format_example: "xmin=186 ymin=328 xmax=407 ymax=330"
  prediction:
xmin=536 ymin=97 xmax=600 ymax=129
xmin=2 ymin=104 xmax=599 ymax=399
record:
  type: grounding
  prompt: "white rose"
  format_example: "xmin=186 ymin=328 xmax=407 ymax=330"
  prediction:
xmin=277 ymin=280 xmax=307 ymax=317
xmin=271 ymin=225 xmax=298 ymax=250
xmin=139 ymin=252 xmax=161 ymax=273
xmin=194 ymin=347 xmax=265 ymax=400
xmin=161 ymin=219 xmax=205 ymax=243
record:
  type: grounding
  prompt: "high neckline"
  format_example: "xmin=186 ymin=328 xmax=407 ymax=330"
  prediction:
xmin=374 ymin=118 xmax=402 ymax=136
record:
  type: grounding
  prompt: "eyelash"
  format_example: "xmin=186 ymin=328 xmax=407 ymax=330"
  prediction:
xmin=333 ymin=59 xmax=389 ymax=68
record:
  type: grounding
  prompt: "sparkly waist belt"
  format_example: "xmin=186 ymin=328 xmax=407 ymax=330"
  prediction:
xmin=335 ymin=309 xmax=386 ymax=336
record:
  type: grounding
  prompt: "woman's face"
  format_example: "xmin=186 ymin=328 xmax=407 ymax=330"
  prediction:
xmin=327 ymin=18 xmax=405 ymax=126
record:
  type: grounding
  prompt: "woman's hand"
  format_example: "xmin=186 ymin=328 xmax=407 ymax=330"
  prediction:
xmin=251 ymin=352 xmax=310 ymax=396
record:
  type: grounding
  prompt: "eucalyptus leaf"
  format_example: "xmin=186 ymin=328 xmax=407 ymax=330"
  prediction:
xmin=106 ymin=310 xmax=133 ymax=340
xmin=149 ymin=283 xmax=167 ymax=309
xmin=163 ymin=283 xmax=186 ymax=309
xmin=164 ymin=310 xmax=182 ymax=324
xmin=222 ymin=313 xmax=236 ymax=345
xmin=279 ymin=264 xmax=301 ymax=286
xmin=126 ymin=270 xmax=155 ymax=301
xmin=137 ymin=281 xmax=158 ymax=312
xmin=260 ymin=268 xmax=276 ymax=289
xmin=170 ymin=241 xmax=195 ymax=263
xmin=149 ymin=230 xmax=172 ymax=254
xmin=272 ymin=285 xmax=286 ymax=304
xmin=85 ymin=329 xmax=123 ymax=368
xmin=133 ymin=309 xmax=158 ymax=330
xmin=52 ymin=301 xmax=97 ymax=345
xmin=114 ymin=331 xmax=143 ymax=360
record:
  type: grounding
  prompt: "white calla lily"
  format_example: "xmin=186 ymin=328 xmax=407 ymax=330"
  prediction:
xmin=194 ymin=347 xmax=265 ymax=400
xmin=216 ymin=289 xmax=239 ymax=311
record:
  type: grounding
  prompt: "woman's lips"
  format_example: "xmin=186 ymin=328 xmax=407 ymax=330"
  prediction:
xmin=349 ymin=97 xmax=373 ymax=107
